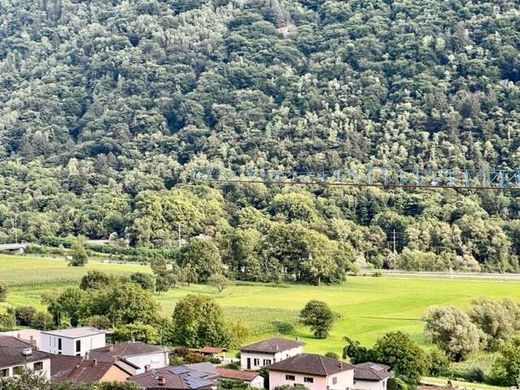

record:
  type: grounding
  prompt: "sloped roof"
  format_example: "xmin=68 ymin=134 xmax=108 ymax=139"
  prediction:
xmin=199 ymin=346 xmax=226 ymax=354
xmin=268 ymin=353 xmax=354 ymax=377
xmin=0 ymin=336 xmax=50 ymax=368
xmin=354 ymin=362 xmax=393 ymax=382
xmin=129 ymin=366 xmax=217 ymax=389
xmin=216 ymin=367 xmax=259 ymax=381
xmin=240 ymin=338 xmax=303 ymax=353
xmin=51 ymin=356 xmax=131 ymax=384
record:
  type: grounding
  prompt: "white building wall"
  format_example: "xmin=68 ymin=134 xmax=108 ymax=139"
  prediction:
xmin=41 ymin=333 xmax=106 ymax=356
xmin=126 ymin=351 xmax=169 ymax=374
xmin=240 ymin=346 xmax=303 ymax=370
xmin=354 ymin=379 xmax=388 ymax=390
xmin=0 ymin=359 xmax=51 ymax=380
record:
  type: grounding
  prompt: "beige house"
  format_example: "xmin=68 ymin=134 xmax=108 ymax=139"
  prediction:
xmin=0 ymin=336 xmax=51 ymax=379
xmin=240 ymin=338 xmax=303 ymax=371
xmin=268 ymin=353 xmax=355 ymax=390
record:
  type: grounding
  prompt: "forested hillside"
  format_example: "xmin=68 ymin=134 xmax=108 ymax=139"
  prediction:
xmin=1 ymin=0 xmax=520 ymax=278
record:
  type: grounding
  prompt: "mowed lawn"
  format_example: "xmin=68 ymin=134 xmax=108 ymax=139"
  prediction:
xmin=3 ymin=254 xmax=520 ymax=358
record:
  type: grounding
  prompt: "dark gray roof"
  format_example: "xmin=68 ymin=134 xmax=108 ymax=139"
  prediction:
xmin=240 ymin=338 xmax=303 ymax=354
xmin=129 ymin=366 xmax=218 ymax=389
xmin=268 ymin=353 xmax=354 ymax=377
xmin=354 ymin=362 xmax=393 ymax=381
xmin=0 ymin=336 xmax=50 ymax=368
xmin=50 ymin=355 xmax=132 ymax=384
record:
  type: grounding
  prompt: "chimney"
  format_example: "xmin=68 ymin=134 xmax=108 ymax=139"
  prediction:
xmin=145 ymin=365 xmax=151 ymax=373
xmin=109 ymin=345 xmax=114 ymax=352
xmin=158 ymin=376 xmax=165 ymax=386
xmin=93 ymin=359 xmax=97 ymax=367
xmin=85 ymin=352 xmax=90 ymax=360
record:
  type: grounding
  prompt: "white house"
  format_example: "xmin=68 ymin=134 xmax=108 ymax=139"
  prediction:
xmin=0 ymin=336 xmax=51 ymax=379
xmin=89 ymin=342 xmax=169 ymax=374
xmin=240 ymin=338 xmax=303 ymax=371
xmin=353 ymin=362 xmax=393 ymax=390
xmin=41 ymin=327 xmax=107 ymax=357
xmin=268 ymin=353 xmax=355 ymax=390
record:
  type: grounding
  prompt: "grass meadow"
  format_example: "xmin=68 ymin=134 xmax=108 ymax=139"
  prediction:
xmin=2 ymin=253 xmax=520 ymax=378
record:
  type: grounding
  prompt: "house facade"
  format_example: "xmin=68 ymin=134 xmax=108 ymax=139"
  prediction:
xmin=240 ymin=338 xmax=303 ymax=371
xmin=41 ymin=327 xmax=107 ymax=357
xmin=267 ymin=353 xmax=355 ymax=390
xmin=89 ymin=342 xmax=170 ymax=374
xmin=0 ymin=336 xmax=51 ymax=380
xmin=50 ymin=355 xmax=131 ymax=384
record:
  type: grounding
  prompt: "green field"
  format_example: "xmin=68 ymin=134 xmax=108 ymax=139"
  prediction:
xmin=2 ymin=254 xmax=520 ymax=361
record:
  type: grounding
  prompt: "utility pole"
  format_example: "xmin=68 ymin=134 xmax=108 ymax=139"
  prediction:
xmin=176 ymin=223 xmax=182 ymax=248
xmin=392 ymin=229 xmax=397 ymax=264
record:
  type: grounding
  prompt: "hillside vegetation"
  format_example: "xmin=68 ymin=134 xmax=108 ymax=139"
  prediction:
xmin=1 ymin=0 xmax=520 ymax=276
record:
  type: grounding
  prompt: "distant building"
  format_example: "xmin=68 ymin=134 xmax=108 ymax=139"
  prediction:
xmin=240 ymin=338 xmax=303 ymax=370
xmin=216 ymin=367 xmax=264 ymax=388
xmin=0 ymin=336 xmax=51 ymax=379
xmin=50 ymin=355 xmax=132 ymax=384
xmin=199 ymin=346 xmax=227 ymax=358
xmin=354 ymin=362 xmax=393 ymax=390
xmin=0 ymin=243 xmax=28 ymax=255
xmin=41 ymin=327 xmax=107 ymax=357
xmin=0 ymin=329 xmax=41 ymax=348
xmin=267 ymin=353 xmax=355 ymax=390
xmin=89 ymin=342 xmax=170 ymax=374
xmin=128 ymin=365 xmax=218 ymax=390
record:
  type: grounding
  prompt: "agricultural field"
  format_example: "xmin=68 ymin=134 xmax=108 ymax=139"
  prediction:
xmin=2 ymin=254 xmax=520 ymax=371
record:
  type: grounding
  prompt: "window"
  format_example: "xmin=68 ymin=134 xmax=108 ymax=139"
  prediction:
xmin=285 ymin=375 xmax=295 ymax=381
xmin=33 ymin=362 xmax=43 ymax=371
xmin=0 ymin=368 xmax=8 ymax=377
xmin=332 ymin=377 xmax=337 ymax=385
xmin=304 ymin=377 xmax=314 ymax=383
xmin=253 ymin=359 xmax=260 ymax=366
xmin=57 ymin=338 xmax=62 ymax=351
xmin=263 ymin=359 xmax=272 ymax=366
xmin=75 ymin=340 xmax=81 ymax=353
xmin=13 ymin=366 xmax=24 ymax=375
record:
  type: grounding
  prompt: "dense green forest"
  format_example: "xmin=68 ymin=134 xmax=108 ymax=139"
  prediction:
xmin=1 ymin=0 xmax=520 ymax=279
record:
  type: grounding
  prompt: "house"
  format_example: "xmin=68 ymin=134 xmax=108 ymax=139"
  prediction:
xmin=216 ymin=367 xmax=264 ymax=388
xmin=240 ymin=338 xmax=303 ymax=370
xmin=41 ymin=327 xmax=107 ymax=357
xmin=50 ymin=355 xmax=132 ymax=384
xmin=128 ymin=365 xmax=218 ymax=390
xmin=0 ymin=336 xmax=51 ymax=379
xmin=89 ymin=342 xmax=170 ymax=374
xmin=354 ymin=362 xmax=393 ymax=390
xmin=199 ymin=346 xmax=226 ymax=358
xmin=0 ymin=243 xmax=28 ymax=255
xmin=0 ymin=329 xmax=41 ymax=348
xmin=267 ymin=353 xmax=355 ymax=390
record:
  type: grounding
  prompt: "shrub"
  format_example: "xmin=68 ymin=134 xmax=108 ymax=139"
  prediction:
xmin=15 ymin=306 xmax=37 ymax=326
xmin=325 ymin=351 xmax=339 ymax=359
xmin=0 ymin=281 xmax=7 ymax=302
xmin=466 ymin=365 xmax=485 ymax=383
xmin=427 ymin=348 xmax=450 ymax=376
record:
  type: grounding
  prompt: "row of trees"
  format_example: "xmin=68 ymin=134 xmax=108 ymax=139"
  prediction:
xmin=0 ymin=0 xmax=520 ymax=276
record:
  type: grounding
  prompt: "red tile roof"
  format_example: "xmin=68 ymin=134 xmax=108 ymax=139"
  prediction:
xmin=50 ymin=356 xmax=131 ymax=384
xmin=216 ymin=368 xmax=259 ymax=381
xmin=199 ymin=346 xmax=226 ymax=354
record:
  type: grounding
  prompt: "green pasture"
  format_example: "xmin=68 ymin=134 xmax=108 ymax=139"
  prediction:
xmin=2 ymin=254 xmax=520 ymax=369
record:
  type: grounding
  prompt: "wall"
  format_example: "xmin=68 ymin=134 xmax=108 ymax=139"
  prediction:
xmin=100 ymin=366 xmax=130 ymax=382
xmin=0 ymin=358 xmax=51 ymax=380
xmin=240 ymin=346 xmax=303 ymax=370
xmin=354 ymin=378 xmax=387 ymax=390
xmin=126 ymin=351 xmax=169 ymax=374
xmin=269 ymin=371 xmax=327 ymax=390
xmin=41 ymin=333 xmax=106 ymax=356
xmin=327 ymin=368 xmax=355 ymax=390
